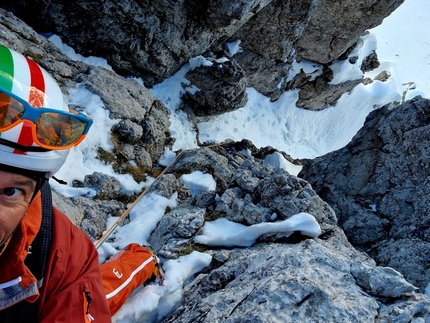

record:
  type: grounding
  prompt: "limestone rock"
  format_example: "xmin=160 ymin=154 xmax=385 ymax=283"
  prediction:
xmin=149 ymin=207 xmax=206 ymax=259
xmin=84 ymin=172 xmax=121 ymax=199
xmin=164 ymin=231 xmax=430 ymax=323
xmin=0 ymin=9 xmax=173 ymax=168
xmin=294 ymin=0 xmax=405 ymax=64
xmin=299 ymin=97 xmax=430 ymax=292
xmin=2 ymin=8 xmax=429 ymax=323
xmin=183 ymin=59 xmax=248 ymax=117
xmin=2 ymin=0 xmax=404 ymax=105
xmin=52 ymin=190 xmax=125 ymax=239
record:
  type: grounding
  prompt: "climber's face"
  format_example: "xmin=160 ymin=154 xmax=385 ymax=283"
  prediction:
xmin=0 ymin=170 xmax=36 ymax=248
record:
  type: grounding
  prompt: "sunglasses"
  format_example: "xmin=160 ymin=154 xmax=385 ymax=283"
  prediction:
xmin=0 ymin=87 xmax=93 ymax=150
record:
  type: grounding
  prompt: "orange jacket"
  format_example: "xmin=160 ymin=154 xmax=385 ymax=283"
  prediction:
xmin=0 ymin=193 xmax=41 ymax=310
xmin=101 ymin=243 xmax=156 ymax=316
xmin=1 ymin=191 xmax=156 ymax=322
xmin=0 ymin=192 xmax=112 ymax=322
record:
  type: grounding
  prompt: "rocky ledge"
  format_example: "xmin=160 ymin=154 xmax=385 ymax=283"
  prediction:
xmin=1 ymin=5 xmax=429 ymax=322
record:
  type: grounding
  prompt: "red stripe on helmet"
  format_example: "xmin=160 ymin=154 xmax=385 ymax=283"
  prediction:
xmin=14 ymin=123 xmax=34 ymax=155
xmin=25 ymin=56 xmax=46 ymax=108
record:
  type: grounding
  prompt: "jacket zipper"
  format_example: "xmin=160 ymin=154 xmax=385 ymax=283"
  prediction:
xmin=84 ymin=290 xmax=95 ymax=322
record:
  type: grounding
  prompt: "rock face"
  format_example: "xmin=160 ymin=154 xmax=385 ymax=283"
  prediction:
xmin=183 ymin=59 xmax=248 ymax=117
xmin=295 ymin=73 xmax=363 ymax=111
xmin=165 ymin=236 xmax=428 ymax=323
xmin=0 ymin=9 xmax=172 ymax=169
xmin=53 ymin=141 xmax=430 ymax=322
xmin=1 ymin=6 xmax=430 ymax=323
xmin=293 ymin=0 xmax=404 ymax=64
xmin=299 ymin=97 xmax=430 ymax=292
xmin=155 ymin=143 xmax=428 ymax=322
xmin=52 ymin=190 xmax=126 ymax=239
xmin=2 ymin=0 xmax=404 ymax=109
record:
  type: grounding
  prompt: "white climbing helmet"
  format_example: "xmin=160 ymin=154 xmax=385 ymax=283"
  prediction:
xmin=0 ymin=45 xmax=93 ymax=178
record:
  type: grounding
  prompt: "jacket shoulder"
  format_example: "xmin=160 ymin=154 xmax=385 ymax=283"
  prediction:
xmin=38 ymin=206 xmax=112 ymax=322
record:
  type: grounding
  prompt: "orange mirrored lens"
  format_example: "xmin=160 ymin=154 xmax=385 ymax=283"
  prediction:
xmin=36 ymin=113 xmax=88 ymax=147
xmin=0 ymin=93 xmax=24 ymax=128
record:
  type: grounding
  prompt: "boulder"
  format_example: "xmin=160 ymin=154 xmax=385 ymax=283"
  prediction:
xmin=183 ymin=59 xmax=248 ymax=117
xmin=299 ymin=97 xmax=430 ymax=292
xmin=165 ymin=230 xmax=430 ymax=323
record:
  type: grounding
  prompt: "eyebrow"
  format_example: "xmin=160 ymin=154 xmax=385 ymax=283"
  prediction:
xmin=9 ymin=178 xmax=36 ymax=191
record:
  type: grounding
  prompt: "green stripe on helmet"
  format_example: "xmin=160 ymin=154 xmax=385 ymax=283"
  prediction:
xmin=0 ymin=45 xmax=14 ymax=91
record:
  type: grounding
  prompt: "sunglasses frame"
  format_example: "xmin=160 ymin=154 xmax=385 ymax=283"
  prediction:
xmin=0 ymin=87 xmax=93 ymax=150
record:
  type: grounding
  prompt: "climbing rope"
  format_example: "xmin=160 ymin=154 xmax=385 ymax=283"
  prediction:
xmin=94 ymin=143 xmax=227 ymax=249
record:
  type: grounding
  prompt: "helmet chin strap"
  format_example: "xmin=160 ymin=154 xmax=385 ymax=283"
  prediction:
xmin=0 ymin=138 xmax=50 ymax=152
xmin=30 ymin=177 xmax=48 ymax=202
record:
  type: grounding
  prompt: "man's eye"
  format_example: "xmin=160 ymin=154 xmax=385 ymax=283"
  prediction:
xmin=1 ymin=187 xmax=24 ymax=197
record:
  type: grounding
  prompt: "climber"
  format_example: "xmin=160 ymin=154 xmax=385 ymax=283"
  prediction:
xmin=0 ymin=44 xmax=162 ymax=322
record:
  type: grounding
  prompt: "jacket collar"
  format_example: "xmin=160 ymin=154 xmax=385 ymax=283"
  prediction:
xmin=0 ymin=192 xmax=42 ymax=309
